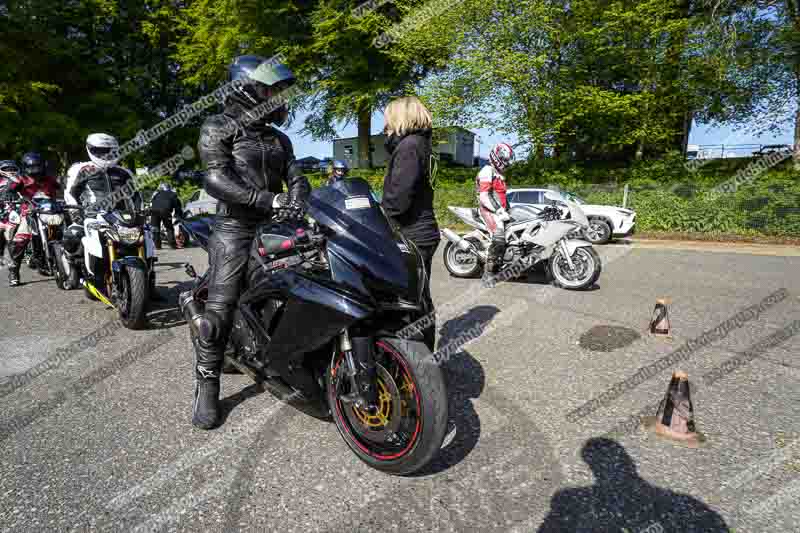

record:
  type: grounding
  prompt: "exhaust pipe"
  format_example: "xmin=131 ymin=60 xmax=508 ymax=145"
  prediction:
xmin=441 ymin=228 xmax=475 ymax=252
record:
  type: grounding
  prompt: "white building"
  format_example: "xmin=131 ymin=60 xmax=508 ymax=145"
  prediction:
xmin=333 ymin=127 xmax=476 ymax=168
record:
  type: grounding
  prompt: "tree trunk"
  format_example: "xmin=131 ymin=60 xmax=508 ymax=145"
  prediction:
xmin=681 ymin=110 xmax=693 ymax=156
xmin=786 ymin=0 xmax=800 ymax=169
xmin=635 ymin=138 xmax=644 ymax=161
xmin=794 ymin=104 xmax=800 ymax=171
xmin=357 ymin=105 xmax=373 ymax=169
xmin=536 ymin=143 xmax=545 ymax=160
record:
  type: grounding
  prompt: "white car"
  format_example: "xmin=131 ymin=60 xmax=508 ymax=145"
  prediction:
xmin=506 ymin=188 xmax=636 ymax=244
xmin=183 ymin=189 xmax=218 ymax=217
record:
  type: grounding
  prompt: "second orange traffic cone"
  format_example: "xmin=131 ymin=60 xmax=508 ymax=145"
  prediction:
xmin=649 ymin=298 xmax=671 ymax=337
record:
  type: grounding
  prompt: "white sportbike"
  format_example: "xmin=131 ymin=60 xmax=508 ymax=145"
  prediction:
xmin=441 ymin=191 xmax=602 ymax=290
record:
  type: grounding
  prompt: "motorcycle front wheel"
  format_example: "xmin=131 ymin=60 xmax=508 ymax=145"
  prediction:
xmin=118 ymin=267 xmax=148 ymax=330
xmin=327 ymin=337 xmax=448 ymax=476
xmin=548 ymin=246 xmax=602 ymax=290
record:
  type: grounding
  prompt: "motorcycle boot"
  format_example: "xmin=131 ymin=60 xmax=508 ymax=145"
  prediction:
xmin=8 ymin=266 xmax=20 ymax=287
xmin=481 ymin=238 xmax=506 ymax=288
xmin=8 ymin=239 xmax=26 ymax=287
xmin=32 ymin=236 xmax=50 ymax=276
xmin=191 ymin=308 xmax=227 ymax=429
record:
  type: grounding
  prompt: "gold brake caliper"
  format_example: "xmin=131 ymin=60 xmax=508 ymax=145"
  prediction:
xmin=399 ymin=373 xmax=415 ymax=417
xmin=353 ymin=379 xmax=393 ymax=429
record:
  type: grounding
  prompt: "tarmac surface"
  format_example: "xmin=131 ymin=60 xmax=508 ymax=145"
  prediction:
xmin=1 ymin=238 xmax=798 ymax=532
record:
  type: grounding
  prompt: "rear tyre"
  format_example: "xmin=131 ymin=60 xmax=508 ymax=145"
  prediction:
xmin=443 ymin=237 xmax=483 ymax=278
xmin=53 ymin=244 xmax=79 ymax=290
xmin=119 ymin=267 xmax=148 ymax=330
xmin=328 ymin=337 xmax=448 ymax=475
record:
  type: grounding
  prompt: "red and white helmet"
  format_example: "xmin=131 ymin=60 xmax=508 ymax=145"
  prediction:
xmin=489 ymin=142 xmax=514 ymax=172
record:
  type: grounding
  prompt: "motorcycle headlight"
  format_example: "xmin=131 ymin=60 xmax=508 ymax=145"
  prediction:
xmin=40 ymin=214 xmax=64 ymax=226
xmin=113 ymin=227 xmax=142 ymax=245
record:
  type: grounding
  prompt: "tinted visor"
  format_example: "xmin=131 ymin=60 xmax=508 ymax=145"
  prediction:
xmin=88 ymin=145 xmax=116 ymax=161
xmin=25 ymin=163 xmax=44 ymax=175
xmin=249 ymin=63 xmax=295 ymax=88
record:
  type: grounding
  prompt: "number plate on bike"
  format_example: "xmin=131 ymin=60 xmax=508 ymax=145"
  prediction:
xmin=344 ymin=196 xmax=370 ymax=210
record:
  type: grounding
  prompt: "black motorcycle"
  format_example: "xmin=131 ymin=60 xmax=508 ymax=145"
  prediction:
xmin=179 ymin=178 xmax=448 ymax=475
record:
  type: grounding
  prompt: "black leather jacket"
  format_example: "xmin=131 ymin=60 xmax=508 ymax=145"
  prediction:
xmin=197 ymin=102 xmax=310 ymax=224
xmin=67 ymin=164 xmax=142 ymax=212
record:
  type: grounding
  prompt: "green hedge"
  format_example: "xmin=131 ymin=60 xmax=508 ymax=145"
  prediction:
xmin=161 ymin=162 xmax=799 ymax=237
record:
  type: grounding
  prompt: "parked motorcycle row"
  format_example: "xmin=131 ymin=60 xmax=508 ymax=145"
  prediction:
xmin=1 ymin=189 xmax=162 ymax=329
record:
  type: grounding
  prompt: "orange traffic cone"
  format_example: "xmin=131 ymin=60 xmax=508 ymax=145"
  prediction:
xmin=649 ymin=298 xmax=671 ymax=337
xmin=643 ymin=371 xmax=706 ymax=448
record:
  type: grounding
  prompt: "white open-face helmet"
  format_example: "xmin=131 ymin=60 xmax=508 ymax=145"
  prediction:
xmin=86 ymin=133 xmax=120 ymax=168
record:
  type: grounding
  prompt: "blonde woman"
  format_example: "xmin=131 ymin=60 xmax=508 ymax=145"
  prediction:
xmin=381 ymin=96 xmax=439 ymax=351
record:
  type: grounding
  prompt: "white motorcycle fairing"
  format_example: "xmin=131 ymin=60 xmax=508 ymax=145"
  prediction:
xmin=523 ymin=220 xmax=576 ymax=248
xmin=563 ymin=238 xmax=593 ymax=256
xmin=82 ymin=215 xmax=108 ymax=262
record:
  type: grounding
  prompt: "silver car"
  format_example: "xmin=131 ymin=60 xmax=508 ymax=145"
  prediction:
xmin=183 ymin=189 xmax=218 ymax=217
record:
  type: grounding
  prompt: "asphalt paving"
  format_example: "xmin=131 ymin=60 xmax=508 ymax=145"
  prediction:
xmin=1 ymin=239 xmax=798 ymax=532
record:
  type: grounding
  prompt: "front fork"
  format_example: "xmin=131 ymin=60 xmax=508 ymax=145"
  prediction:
xmin=339 ymin=328 xmax=379 ymax=411
xmin=37 ymin=219 xmax=51 ymax=266
xmin=558 ymin=239 xmax=576 ymax=270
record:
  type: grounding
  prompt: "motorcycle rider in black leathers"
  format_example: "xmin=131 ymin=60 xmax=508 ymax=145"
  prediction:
xmin=191 ymin=55 xmax=310 ymax=430
xmin=63 ymin=134 xmax=143 ymax=290
xmin=149 ymin=182 xmax=183 ymax=249
xmin=65 ymin=133 xmax=142 ymax=214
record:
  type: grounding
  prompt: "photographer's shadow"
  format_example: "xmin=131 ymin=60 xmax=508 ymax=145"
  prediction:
xmin=412 ymin=305 xmax=498 ymax=476
xmin=538 ymin=438 xmax=729 ymax=532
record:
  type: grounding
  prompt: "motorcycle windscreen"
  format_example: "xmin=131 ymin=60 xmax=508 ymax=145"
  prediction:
xmin=564 ymin=200 xmax=588 ymax=227
xmin=307 ymin=178 xmax=421 ymax=303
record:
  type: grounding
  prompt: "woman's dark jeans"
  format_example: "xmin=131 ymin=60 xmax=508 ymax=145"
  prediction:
xmin=415 ymin=240 xmax=440 ymax=352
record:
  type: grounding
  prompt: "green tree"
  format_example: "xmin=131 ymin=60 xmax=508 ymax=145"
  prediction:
xmin=285 ymin=0 xmax=455 ymax=168
xmin=419 ymin=0 xmax=776 ymax=165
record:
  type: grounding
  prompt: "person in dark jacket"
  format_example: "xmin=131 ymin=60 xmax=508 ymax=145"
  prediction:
xmin=381 ymin=96 xmax=439 ymax=352
xmin=150 ymin=183 xmax=183 ymax=249
xmin=189 ymin=55 xmax=310 ymax=430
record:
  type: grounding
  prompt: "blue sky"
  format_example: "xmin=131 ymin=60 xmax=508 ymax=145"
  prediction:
xmin=284 ymin=109 xmax=794 ymax=160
